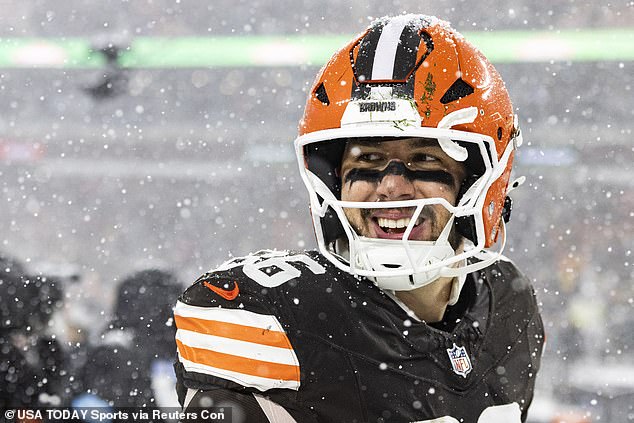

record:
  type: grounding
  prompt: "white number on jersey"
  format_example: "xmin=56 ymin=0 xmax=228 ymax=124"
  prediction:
xmin=216 ymin=250 xmax=326 ymax=288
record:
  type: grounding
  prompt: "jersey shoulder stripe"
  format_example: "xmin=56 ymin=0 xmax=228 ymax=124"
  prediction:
xmin=175 ymin=329 xmax=298 ymax=366
xmin=177 ymin=354 xmax=299 ymax=392
xmin=174 ymin=301 xmax=300 ymax=391
xmin=174 ymin=315 xmax=290 ymax=349
xmin=174 ymin=301 xmax=278 ymax=329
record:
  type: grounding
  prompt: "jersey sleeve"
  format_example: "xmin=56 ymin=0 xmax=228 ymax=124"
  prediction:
xmin=173 ymin=260 xmax=301 ymax=395
xmin=182 ymin=387 xmax=307 ymax=423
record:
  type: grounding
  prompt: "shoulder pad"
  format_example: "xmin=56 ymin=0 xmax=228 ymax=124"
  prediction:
xmin=174 ymin=250 xmax=329 ymax=393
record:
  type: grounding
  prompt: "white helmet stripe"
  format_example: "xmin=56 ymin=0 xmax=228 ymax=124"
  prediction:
xmin=371 ymin=18 xmax=409 ymax=80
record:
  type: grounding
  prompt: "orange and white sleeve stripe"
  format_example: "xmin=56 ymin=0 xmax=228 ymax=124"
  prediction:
xmin=174 ymin=301 xmax=300 ymax=392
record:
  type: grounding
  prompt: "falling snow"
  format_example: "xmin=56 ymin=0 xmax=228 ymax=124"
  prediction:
xmin=0 ymin=1 xmax=633 ymax=421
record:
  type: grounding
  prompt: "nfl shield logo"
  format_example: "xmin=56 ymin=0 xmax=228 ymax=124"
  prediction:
xmin=446 ymin=343 xmax=472 ymax=378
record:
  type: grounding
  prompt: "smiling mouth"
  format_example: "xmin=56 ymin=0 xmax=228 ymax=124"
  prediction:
xmin=374 ymin=215 xmax=424 ymax=234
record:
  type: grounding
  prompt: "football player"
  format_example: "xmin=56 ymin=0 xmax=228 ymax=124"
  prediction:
xmin=174 ymin=14 xmax=545 ymax=423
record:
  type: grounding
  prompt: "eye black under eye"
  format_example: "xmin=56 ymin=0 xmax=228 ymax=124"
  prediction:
xmin=344 ymin=161 xmax=456 ymax=186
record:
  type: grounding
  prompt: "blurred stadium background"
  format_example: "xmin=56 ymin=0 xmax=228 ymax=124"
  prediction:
xmin=0 ymin=1 xmax=632 ymax=421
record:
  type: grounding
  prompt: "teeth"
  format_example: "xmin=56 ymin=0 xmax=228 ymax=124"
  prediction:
xmin=377 ymin=216 xmax=423 ymax=229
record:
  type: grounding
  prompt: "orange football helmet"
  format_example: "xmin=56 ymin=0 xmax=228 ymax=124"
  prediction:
xmin=295 ymin=15 xmax=523 ymax=293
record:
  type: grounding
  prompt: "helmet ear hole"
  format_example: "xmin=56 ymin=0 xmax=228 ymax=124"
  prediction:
xmin=455 ymin=215 xmax=477 ymax=244
xmin=454 ymin=173 xmax=482 ymax=244
xmin=322 ymin=206 xmax=346 ymax=245
xmin=501 ymin=195 xmax=513 ymax=223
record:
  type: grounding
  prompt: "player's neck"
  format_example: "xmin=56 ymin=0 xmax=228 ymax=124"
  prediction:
xmin=394 ymin=276 xmax=454 ymax=323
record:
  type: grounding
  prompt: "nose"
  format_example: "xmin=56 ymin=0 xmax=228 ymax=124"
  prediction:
xmin=375 ymin=163 xmax=416 ymax=201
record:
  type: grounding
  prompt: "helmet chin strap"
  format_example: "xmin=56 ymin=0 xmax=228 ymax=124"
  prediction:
xmin=333 ymin=223 xmax=473 ymax=306
xmin=367 ymin=221 xmax=506 ymax=304
xmin=351 ymin=218 xmax=507 ymax=305
xmin=355 ymin=238 xmax=455 ymax=291
xmin=354 ymin=216 xmax=459 ymax=292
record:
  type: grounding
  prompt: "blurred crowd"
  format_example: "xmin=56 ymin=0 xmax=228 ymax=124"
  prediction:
xmin=0 ymin=251 xmax=183 ymax=412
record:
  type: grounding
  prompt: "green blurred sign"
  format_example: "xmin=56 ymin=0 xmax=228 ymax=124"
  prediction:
xmin=0 ymin=28 xmax=632 ymax=68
